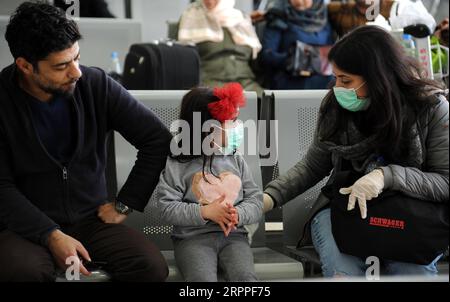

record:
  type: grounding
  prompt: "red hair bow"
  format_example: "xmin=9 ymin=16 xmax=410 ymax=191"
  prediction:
xmin=208 ymin=83 xmax=246 ymax=122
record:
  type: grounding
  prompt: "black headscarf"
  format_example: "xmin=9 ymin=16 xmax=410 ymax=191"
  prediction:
xmin=265 ymin=0 xmax=328 ymax=32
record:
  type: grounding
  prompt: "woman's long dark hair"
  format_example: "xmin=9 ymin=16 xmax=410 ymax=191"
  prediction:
xmin=320 ymin=25 xmax=445 ymax=163
xmin=170 ymin=87 xmax=221 ymax=181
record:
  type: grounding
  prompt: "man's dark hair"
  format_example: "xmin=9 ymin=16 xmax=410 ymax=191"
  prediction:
xmin=5 ymin=1 xmax=82 ymax=68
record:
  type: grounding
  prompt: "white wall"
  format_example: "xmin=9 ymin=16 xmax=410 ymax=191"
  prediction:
xmin=130 ymin=0 xmax=190 ymax=42
xmin=426 ymin=0 xmax=449 ymax=23
xmin=105 ymin=0 xmax=125 ymax=18
xmin=0 ymin=0 xmax=25 ymax=15
xmin=235 ymin=0 xmax=253 ymax=14
xmin=0 ymin=16 xmax=14 ymax=68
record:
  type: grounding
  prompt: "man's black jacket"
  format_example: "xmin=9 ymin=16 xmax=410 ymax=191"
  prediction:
xmin=0 ymin=64 xmax=172 ymax=245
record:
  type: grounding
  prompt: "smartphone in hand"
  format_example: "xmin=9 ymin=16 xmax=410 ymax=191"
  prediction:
xmin=83 ymin=261 xmax=107 ymax=271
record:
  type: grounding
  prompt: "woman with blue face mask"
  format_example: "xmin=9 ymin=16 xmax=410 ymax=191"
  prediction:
xmin=263 ymin=26 xmax=449 ymax=278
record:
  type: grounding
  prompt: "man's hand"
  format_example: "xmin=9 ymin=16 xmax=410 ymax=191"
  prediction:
xmin=200 ymin=195 xmax=236 ymax=235
xmin=47 ymin=229 xmax=91 ymax=276
xmin=250 ymin=10 xmax=265 ymax=23
xmin=98 ymin=202 xmax=127 ymax=224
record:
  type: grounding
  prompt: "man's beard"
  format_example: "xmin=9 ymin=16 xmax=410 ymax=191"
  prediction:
xmin=36 ymin=78 xmax=77 ymax=99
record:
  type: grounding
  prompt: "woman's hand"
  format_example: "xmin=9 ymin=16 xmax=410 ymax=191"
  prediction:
xmin=339 ymin=169 xmax=384 ymax=219
xmin=263 ymin=193 xmax=274 ymax=213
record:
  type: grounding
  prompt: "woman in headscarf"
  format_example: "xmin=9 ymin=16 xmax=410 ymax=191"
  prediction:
xmin=178 ymin=0 xmax=263 ymax=95
xmin=260 ymin=0 xmax=334 ymax=90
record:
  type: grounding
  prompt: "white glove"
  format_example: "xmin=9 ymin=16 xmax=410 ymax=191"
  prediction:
xmin=339 ymin=169 xmax=384 ymax=219
xmin=263 ymin=193 xmax=274 ymax=213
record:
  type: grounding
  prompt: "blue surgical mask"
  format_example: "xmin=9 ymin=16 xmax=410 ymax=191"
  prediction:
xmin=333 ymin=82 xmax=371 ymax=112
xmin=213 ymin=121 xmax=244 ymax=155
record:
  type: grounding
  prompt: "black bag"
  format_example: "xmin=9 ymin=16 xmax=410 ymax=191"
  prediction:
xmin=122 ymin=41 xmax=200 ymax=90
xmin=286 ymin=40 xmax=322 ymax=77
xmin=323 ymin=170 xmax=449 ymax=265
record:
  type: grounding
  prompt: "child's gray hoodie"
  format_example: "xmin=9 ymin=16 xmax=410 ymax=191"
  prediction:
xmin=154 ymin=154 xmax=263 ymax=239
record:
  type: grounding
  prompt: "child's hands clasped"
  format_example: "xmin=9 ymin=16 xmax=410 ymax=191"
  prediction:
xmin=200 ymin=195 xmax=239 ymax=236
xmin=224 ymin=203 xmax=239 ymax=236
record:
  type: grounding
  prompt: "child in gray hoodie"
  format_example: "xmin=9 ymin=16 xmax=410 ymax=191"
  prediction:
xmin=155 ymin=83 xmax=263 ymax=282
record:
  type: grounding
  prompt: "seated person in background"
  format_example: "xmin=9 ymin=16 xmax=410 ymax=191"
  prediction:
xmin=54 ymin=0 xmax=115 ymax=18
xmin=431 ymin=18 xmax=449 ymax=82
xmin=261 ymin=0 xmax=335 ymax=90
xmin=178 ymin=0 xmax=263 ymax=96
xmin=434 ymin=18 xmax=449 ymax=47
xmin=327 ymin=0 xmax=395 ymax=38
xmin=155 ymin=83 xmax=263 ymax=282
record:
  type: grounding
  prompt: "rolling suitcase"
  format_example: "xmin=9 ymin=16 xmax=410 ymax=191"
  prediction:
xmin=122 ymin=41 xmax=200 ymax=90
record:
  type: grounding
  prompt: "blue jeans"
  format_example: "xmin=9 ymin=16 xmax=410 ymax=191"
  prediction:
xmin=311 ymin=208 xmax=441 ymax=278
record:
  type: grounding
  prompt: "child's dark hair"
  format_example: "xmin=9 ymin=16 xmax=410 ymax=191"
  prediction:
xmin=170 ymin=87 xmax=222 ymax=182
